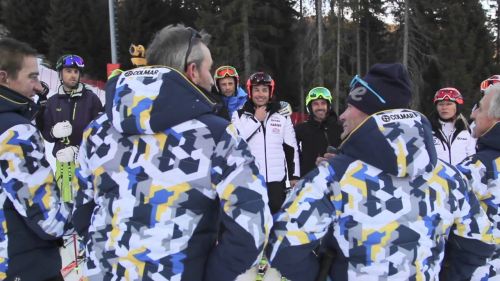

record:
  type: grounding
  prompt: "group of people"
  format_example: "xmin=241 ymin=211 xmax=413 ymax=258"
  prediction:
xmin=0 ymin=22 xmax=497 ymax=281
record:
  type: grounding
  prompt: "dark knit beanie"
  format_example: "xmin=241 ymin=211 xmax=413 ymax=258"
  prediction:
xmin=347 ymin=63 xmax=412 ymax=115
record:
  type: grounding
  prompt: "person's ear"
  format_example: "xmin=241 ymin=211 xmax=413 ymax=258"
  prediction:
xmin=0 ymin=71 xmax=8 ymax=85
xmin=185 ymin=63 xmax=198 ymax=81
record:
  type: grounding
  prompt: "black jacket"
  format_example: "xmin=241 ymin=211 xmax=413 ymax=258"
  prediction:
xmin=36 ymin=83 xmax=103 ymax=156
xmin=0 ymin=85 xmax=71 ymax=280
xmin=295 ymin=112 xmax=342 ymax=175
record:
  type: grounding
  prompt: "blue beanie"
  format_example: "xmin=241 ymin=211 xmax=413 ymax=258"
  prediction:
xmin=347 ymin=63 xmax=412 ymax=115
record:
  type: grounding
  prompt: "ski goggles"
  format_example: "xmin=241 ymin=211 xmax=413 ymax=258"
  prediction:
xmin=306 ymin=87 xmax=332 ymax=105
xmin=480 ymin=75 xmax=500 ymax=92
xmin=433 ymin=88 xmax=463 ymax=104
xmin=349 ymin=75 xmax=386 ymax=104
xmin=184 ymin=27 xmax=202 ymax=71
xmin=214 ymin=66 xmax=238 ymax=79
xmin=62 ymin=55 xmax=84 ymax=68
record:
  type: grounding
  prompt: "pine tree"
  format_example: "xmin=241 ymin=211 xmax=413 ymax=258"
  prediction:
xmin=2 ymin=0 xmax=51 ymax=54
xmin=81 ymin=0 xmax=112 ymax=80
xmin=45 ymin=0 xmax=89 ymax=67
xmin=117 ymin=0 xmax=198 ymax=70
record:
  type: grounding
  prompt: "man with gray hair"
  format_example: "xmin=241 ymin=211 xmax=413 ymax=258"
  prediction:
xmin=72 ymin=24 xmax=272 ymax=280
xmin=267 ymin=63 xmax=494 ymax=281
xmin=456 ymin=83 xmax=500 ymax=280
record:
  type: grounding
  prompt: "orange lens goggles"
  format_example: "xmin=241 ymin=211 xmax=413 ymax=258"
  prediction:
xmin=215 ymin=66 xmax=238 ymax=79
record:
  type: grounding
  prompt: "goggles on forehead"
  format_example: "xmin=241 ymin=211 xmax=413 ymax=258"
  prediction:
xmin=349 ymin=75 xmax=386 ymax=104
xmin=214 ymin=66 xmax=238 ymax=79
xmin=62 ymin=55 xmax=84 ymax=68
xmin=306 ymin=87 xmax=332 ymax=105
xmin=480 ymin=75 xmax=500 ymax=92
xmin=433 ymin=88 xmax=463 ymax=104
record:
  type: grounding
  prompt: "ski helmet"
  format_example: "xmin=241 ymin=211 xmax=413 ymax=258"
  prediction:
xmin=433 ymin=87 xmax=463 ymax=104
xmin=55 ymin=54 xmax=85 ymax=72
xmin=246 ymin=72 xmax=275 ymax=99
xmin=305 ymin=87 xmax=333 ymax=113
xmin=214 ymin=66 xmax=239 ymax=91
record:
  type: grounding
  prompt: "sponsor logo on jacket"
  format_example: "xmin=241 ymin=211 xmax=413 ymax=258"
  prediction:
xmin=124 ymin=69 xmax=160 ymax=77
xmin=380 ymin=112 xmax=419 ymax=122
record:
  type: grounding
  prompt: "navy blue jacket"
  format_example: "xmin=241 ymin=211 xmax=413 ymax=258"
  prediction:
xmin=37 ymin=83 xmax=102 ymax=155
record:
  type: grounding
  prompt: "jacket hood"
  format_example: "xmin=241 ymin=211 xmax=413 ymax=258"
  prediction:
xmin=477 ymin=121 xmax=500 ymax=151
xmin=340 ymin=109 xmax=437 ymax=177
xmin=0 ymin=85 xmax=39 ymax=120
xmin=105 ymin=66 xmax=216 ymax=135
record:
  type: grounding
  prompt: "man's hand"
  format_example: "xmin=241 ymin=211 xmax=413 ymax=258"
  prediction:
xmin=315 ymin=152 xmax=336 ymax=166
xmin=52 ymin=121 xmax=72 ymax=138
xmin=278 ymin=101 xmax=292 ymax=117
xmin=36 ymin=81 xmax=49 ymax=106
xmin=56 ymin=146 xmax=78 ymax=163
xmin=255 ymin=106 xmax=267 ymax=121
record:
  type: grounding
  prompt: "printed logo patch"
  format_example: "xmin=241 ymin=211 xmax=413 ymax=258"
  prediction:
xmin=380 ymin=112 xmax=419 ymax=122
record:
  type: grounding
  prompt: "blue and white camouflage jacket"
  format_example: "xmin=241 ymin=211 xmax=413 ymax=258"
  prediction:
xmin=0 ymin=85 xmax=72 ymax=280
xmin=72 ymin=66 xmax=272 ymax=281
xmin=268 ymin=109 xmax=494 ymax=281
xmin=458 ymin=121 xmax=500 ymax=281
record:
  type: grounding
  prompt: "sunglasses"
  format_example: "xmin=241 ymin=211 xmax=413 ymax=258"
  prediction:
xmin=62 ymin=55 xmax=84 ymax=68
xmin=215 ymin=66 xmax=238 ymax=79
xmin=434 ymin=89 xmax=464 ymax=104
xmin=184 ymin=27 xmax=202 ymax=71
xmin=349 ymin=75 xmax=386 ymax=104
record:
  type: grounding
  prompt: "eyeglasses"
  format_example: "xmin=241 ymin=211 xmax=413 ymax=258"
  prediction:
xmin=184 ymin=27 xmax=202 ymax=71
xmin=480 ymin=76 xmax=500 ymax=91
xmin=349 ymin=75 xmax=386 ymax=104
xmin=433 ymin=88 xmax=463 ymax=104
xmin=62 ymin=55 xmax=84 ymax=68
xmin=214 ymin=66 xmax=238 ymax=79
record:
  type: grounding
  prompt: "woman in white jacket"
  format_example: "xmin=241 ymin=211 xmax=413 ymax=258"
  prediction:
xmin=431 ymin=87 xmax=476 ymax=165
xmin=232 ymin=72 xmax=300 ymax=214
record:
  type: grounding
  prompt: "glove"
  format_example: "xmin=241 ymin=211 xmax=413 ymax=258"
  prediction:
xmin=278 ymin=101 xmax=292 ymax=117
xmin=56 ymin=146 xmax=78 ymax=163
xmin=52 ymin=121 xmax=72 ymax=138
xmin=36 ymin=81 xmax=49 ymax=106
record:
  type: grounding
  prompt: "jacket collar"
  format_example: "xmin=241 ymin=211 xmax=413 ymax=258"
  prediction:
xmin=340 ymin=109 xmax=436 ymax=177
xmin=477 ymin=121 xmax=500 ymax=151
xmin=57 ymin=82 xmax=84 ymax=98
xmin=0 ymin=85 xmax=39 ymax=120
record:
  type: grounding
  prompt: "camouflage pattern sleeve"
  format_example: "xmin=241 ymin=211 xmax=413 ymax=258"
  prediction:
xmin=442 ymin=163 xmax=495 ymax=280
xmin=204 ymin=124 xmax=273 ymax=281
xmin=456 ymin=156 xmax=500 ymax=279
xmin=0 ymin=124 xmax=71 ymax=239
xmin=452 ymin=168 xmax=493 ymax=241
xmin=72 ymin=123 xmax=96 ymax=237
xmin=268 ymin=161 xmax=335 ymax=280
xmin=458 ymin=156 xmax=499 ymax=243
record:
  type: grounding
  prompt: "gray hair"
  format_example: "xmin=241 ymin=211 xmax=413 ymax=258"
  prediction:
xmin=146 ymin=24 xmax=210 ymax=71
xmin=484 ymin=83 xmax=500 ymax=118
